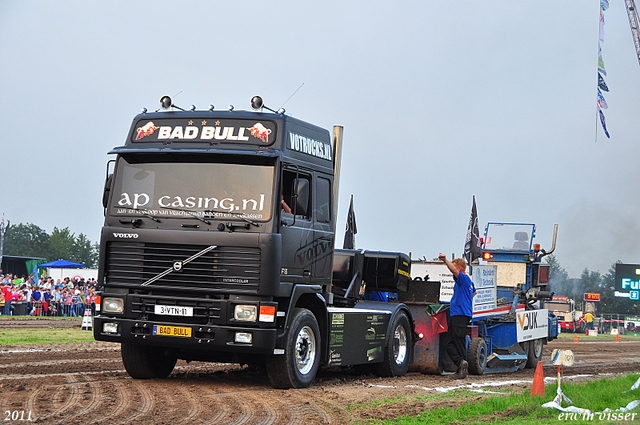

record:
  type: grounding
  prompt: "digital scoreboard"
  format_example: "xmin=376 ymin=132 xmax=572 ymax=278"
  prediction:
xmin=614 ymin=263 xmax=640 ymax=300
xmin=583 ymin=293 xmax=600 ymax=301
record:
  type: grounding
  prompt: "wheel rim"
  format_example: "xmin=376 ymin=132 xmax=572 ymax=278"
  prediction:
xmin=478 ymin=345 xmax=486 ymax=367
xmin=295 ymin=325 xmax=316 ymax=375
xmin=533 ymin=338 xmax=543 ymax=358
xmin=392 ymin=324 xmax=407 ymax=365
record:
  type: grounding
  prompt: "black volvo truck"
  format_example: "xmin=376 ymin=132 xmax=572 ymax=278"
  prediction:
xmin=94 ymin=96 xmax=414 ymax=388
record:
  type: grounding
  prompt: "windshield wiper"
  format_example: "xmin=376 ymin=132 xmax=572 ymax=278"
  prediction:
xmin=204 ymin=209 xmax=259 ymax=227
xmin=158 ymin=206 xmax=212 ymax=225
xmin=119 ymin=208 xmax=161 ymax=222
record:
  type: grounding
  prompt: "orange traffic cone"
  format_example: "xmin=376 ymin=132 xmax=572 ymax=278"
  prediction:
xmin=574 ymin=333 xmax=579 ymax=343
xmin=530 ymin=361 xmax=545 ymax=396
xmin=616 ymin=333 xmax=620 ymax=342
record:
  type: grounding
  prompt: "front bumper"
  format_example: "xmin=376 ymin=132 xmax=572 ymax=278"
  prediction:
xmin=94 ymin=316 xmax=277 ymax=355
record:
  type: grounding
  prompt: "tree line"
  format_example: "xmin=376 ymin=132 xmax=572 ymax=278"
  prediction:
xmin=2 ymin=221 xmax=637 ymax=315
xmin=545 ymin=254 xmax=639 ymax=316
xmin=2 ymin=222 xmax=99 ymax=269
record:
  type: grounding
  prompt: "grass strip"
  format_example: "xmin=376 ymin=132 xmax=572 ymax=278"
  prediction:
xmin=378 ymin=373 xmax=640 ymax=425
xmin=555 ymin=332 xmax=640 ymax=342
xmin=0 ymin=328 xmax=95 ymax=345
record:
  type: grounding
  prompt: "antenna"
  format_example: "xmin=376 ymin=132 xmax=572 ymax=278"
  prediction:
xmin=279 ymin=83 xmax=304 ymax=110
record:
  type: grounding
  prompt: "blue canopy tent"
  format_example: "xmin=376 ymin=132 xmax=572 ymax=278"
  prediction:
xmin=37 ymin=260 xmax=86 ymax=282
xmin=38 ymin=260 xmax=85 ymax=268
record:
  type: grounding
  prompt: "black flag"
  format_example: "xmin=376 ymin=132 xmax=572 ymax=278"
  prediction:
xmin=343 ymin=195 xmax=357 ymax=249
xmin=598 ymin=72 xmax=609 ymax=92
xmin=464 ymin=196 xmax=482 ymax=264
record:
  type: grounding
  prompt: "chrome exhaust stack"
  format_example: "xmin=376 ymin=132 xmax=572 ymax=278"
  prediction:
xmin=331 ymin=125 xmax=344 ymax=235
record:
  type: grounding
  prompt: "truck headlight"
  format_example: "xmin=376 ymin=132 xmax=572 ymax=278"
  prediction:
xmin=102 ymin=297 xmax=124 ymax=313
xmin=234 ymin=305 xmax=257 ymax=322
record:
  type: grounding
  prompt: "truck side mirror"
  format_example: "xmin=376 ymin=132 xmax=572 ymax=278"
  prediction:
xmin=293 ymin=178 xmax=309 ymax=216
xmin=102 ymin=174 xmax=113 ymax=208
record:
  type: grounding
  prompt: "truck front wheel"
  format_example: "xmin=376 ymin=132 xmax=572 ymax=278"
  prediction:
xmin=374 ymin=311 xmax=412 ymax=377
xmin=121 ymin=343 xmax=177 ymax=379
xmin=266 ymin=308 xmax=321 ymax=389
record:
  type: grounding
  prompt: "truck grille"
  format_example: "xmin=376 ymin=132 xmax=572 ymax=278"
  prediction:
xmin=106 ymin=242 xmax=261 ymax=294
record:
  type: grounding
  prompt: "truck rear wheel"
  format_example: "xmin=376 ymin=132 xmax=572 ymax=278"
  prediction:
xmin=467 ymin=337 xmax=487 ymax=375
xmin=526 ymin=338 xmax=544 ymax=368
xmin=121 ymin=343 xmax=177 ymax=379
xmin=266 ymin=308 xmax=321 ymax=389
xmin=374 ymin=311 xmax=412 ymax=377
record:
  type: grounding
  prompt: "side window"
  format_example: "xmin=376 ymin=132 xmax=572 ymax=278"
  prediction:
xmin=316 ymin=177 xmax=331 ymax=223
xmin=282 ymin=169 xmax=311 ymax=219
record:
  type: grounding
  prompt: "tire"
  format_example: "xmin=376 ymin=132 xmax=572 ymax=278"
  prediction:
xmin=121 ymin=343 xmax=177 ymax=379
xmin=373 ymin=311 xmax=412 ymax=377
xmin=266 ymin=308 xmax=321 ymax=389
xmin=467 ymin=337 xmax=487 ymax=375
xmin=526 ymin=338 xmax=544 ymax=369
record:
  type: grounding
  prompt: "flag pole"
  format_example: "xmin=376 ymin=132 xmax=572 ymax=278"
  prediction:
xmin=0 ymin=214 xmax=5 ymax=270
xmin=595 ymin=108 xmax=598 ymax=143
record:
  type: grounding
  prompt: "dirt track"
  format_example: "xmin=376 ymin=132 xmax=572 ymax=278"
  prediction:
xmin=2 ymin=319 xmax=639 ymax=424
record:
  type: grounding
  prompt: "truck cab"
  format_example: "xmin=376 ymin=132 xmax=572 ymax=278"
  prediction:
xmin=94 ymin=96 xmax=414 ymax=389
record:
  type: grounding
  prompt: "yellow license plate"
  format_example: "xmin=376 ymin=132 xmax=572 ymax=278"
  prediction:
xmin=153 ymin=325 xmax=192 ymax=337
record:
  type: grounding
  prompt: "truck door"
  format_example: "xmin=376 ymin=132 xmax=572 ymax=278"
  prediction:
xmin=311 ymin=173 xmax=333 ymax=286
xmin=280 ymin=167 xmax=314 ymax=284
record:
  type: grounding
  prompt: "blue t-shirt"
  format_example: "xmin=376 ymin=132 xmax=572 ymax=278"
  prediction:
xmin=450 ymin=272 xmax=474 ymax=317
xmin=362 ymin=291 xmax=392 ymax=302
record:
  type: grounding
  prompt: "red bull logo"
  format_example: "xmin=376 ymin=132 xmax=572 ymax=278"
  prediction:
xmin=248 ymin=123 xmax=271 ymax=143
xmin=135 ymin=122 xmax=159 ymax=140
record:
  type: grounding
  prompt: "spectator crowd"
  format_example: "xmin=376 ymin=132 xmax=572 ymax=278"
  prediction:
xmin=0 ymin=270 xmax=101 ymax=318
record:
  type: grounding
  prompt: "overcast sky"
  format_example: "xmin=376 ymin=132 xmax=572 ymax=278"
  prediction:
xmin=2 ymin=1 xmax=639 ymax=278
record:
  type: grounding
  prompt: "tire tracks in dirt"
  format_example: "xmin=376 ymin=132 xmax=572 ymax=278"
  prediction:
xmin=61 ymin=375 xmax=103 ymax=422
xmin=87 ymin=379 xmax=128 ymax=424
xmin=176 ymin=386 xmax=202 ymax=424
xmin=110 ymin=379 xmax=154 ymax=425
xmin=279 ymin=390 xmax=340 ymax=425
xmin=3 ymin=337 xmax=640 ymax=424
xmin=27 ymin=374 xmax=84 ymax=423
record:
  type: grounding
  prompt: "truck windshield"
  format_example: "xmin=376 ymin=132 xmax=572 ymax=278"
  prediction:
xmin=546 ymin=302 xmax=571 ymax=313
xmin=109 ymin=156 xmax=274 ymax=222
xmin=483 ymin=223 xmax=535 ymax=251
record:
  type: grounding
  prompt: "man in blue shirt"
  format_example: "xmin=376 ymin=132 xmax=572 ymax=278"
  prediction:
xmin=439 ymin=253 xmax=476 ymax=379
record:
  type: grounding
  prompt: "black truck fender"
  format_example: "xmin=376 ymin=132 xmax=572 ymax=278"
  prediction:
xmin=273 ymin=285 xmax=329 ymax=360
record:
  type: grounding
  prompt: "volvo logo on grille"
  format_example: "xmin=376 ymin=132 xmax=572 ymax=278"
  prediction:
xmin=113 ymin=233 xmax=139 ymax=238
xmin=173 ymin=261 xmax=183 ymax=271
